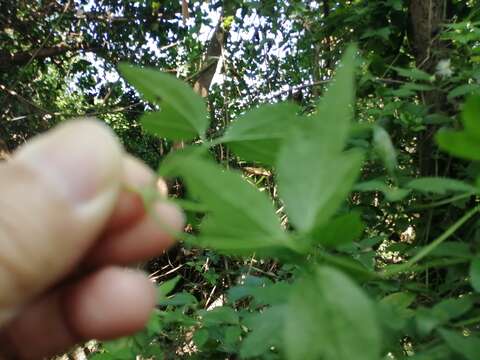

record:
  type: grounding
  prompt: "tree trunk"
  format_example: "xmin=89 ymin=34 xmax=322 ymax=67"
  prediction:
xmin=409 ymin=0 xmax=447 ymax=176
xmin=172 ymin=21 xmax=225 ymax=153
xmin=192 ymin=23 xmax=225 ymax=98
xmin=409 ymin=0 xmax=446 ymax=70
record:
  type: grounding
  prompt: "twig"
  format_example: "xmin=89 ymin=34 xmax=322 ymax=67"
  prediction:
xmin=0 ymin=83 xmax=50 ymax=115
xmin=5 ymin=102 xmax=144 ymax=122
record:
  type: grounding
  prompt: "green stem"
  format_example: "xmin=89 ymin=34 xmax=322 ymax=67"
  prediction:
xmin=454 ymin=315 xmax=480 ymax=328
xmin=412 ymin=192 xmax=474 ymax=210
xmin=384 ymin=206 xmax=480 ymax=277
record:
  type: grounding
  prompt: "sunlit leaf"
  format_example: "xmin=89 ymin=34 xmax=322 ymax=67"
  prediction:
xmin=285 ymin=266 xmax=381 ymax=360
xmin=405 ymin=177 xmax=477 ymax=195
xmin=160 ymin=153 xmax=294 ymax=256
xmin=240 ymin=306 xmax=285 ymax=358
xmin=277 ymin=45 xmax=363 ymax=232
xmin=141 ymin=107 xmax=198 ymax=141
xmin=373 ymin=125 xmax=397 ymax=175
xmin=392 ymin=66 xmax=432 ymax=82
xmin=119 ymin=64 xmax=208 ymax=138
xmin=221 ymin=102 xmax=301 ymax=165
xmin=310 ymin=211 xmax=364 ymax=248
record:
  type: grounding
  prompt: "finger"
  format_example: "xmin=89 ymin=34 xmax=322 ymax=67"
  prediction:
xmin=0 ymin=119 xmax=123 ymax=325
xmin=104 ymin=155 xmax=169 ymax=233
xmin=88 ymin=201 xmax=184 ymax=266
xmin=86 ymin=155 xmax=182 ymax=266
xmin=0 ymin=267 xmax=155 ymax=360
xmin=104 ymin=155 xmax=156 ymax=233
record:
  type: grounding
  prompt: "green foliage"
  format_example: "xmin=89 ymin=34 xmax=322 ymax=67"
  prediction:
xmin=105 ymin=33 xmax=480 ymax=358
xmin=118 ymin=64 xmax=209 ymax=140
xmin=285 ymin=266 xmax=381 ymax=360
xmin=277 ymin=46 xmax=364 ymax=233
xmin=160 ymin=153 xmax=293 ymax=256
xmin=436 ymin=95 xmax=480 ymax=161
xmin=405 ymin=177 xmax=477 ymax=195
xmin=439 ymin=329 xmax=480 ymax=360
xmin=221 ymin=103 xmax=301 ymax=165
xmin=6 ymin=2 xmax=480 ymax=359
xmin=310 ymin=212 xmax=364 ymax=248
xmin=469 ymin=258 xmax=480 ymax=292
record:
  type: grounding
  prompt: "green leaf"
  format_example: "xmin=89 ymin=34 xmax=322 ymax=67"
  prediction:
xmin=380 ymin=292 xmax=416 ymax=310
xmin=379 ymin=292 xmax=415 ymax=331
xmin=436 ymin=131 xmax=480 ymax=161
xmin=316 ymin=45 xmax=357 ymax=154
xmin=405 ymin=177 xmax=477 ymax=195
xmin=161 ymin=154 xmax=292 ymax=256
xmin=407 ymin=345 xmax=452 ymax=360
xmin=159 ymin=308 xmax=197 ymax=326
xmin=310 ymin=212 xmax=364 ymax=248
xmin=434 ymin=296 xmax=473 ymax=320
xmin=193 ymin=328 xmax=209 ymax=348
xmin=436 ymin=96 xmax=480 ymax=160
xmin=387 ymin=0 xmax=403 ymax=10
xmin=143 ymin=345 xmax=164 ymax=359
xmin=354 ymin=180 xmax=411 ymax=202
xmin=424 ymin=113 xmax=454 ymax=125
xmin=392 ymin=66 xmax=432 ymax=82
xmin=439 ymin=329 xmax=480 ymax=360
xmin=240 ymin=306 xmax=285 ymax=358
xmin=277 ymin=129 xmax=364 ymax=232
xmin=277 ymin=46 xmax=364 ymax=233
xmin=118 ymin=63 xmax=208 ymax=138
xmin=228 ymin=279 xmax=292 ymax=306
xmin=198 ymin=307 xmax=239 ymax=326
xmin=103 ymin=339 xmax=136 ymax=360
xmin=469 ymin=258 xmax=480 ymax=292
xmin=361 ymin=27 xmax=391 ymax=41
xmin=141 ymin=107 xmax=198 ymax=141
xmin=416 ymin=308 xmax=441 ymax=337
xmin=221 ymin=102 xmax=301 ymax=165
xmin=388 ymin=83 xmax=435 ymax=98
xmin=462 ymin=95 xmax=480 ymax=139
xmin=447 ymin=84 xmax=480 ymax=100
xmin=158 ymin=292 xmax=198 ymax=307
xmin=373 ymin=125 xmax=397 ymax=175
xmin=320 ymin=253 xmax=376 ymax=281
xmin=222 ymin=326 xmax=242 ymax=351
xmin=416 ymin=297 xmax=473 ymax=336
xmin=429 ymin=242 xmax=471 ymax=258
xmin=145 ymin=311 xmax=162 ymax=336
xmin=157 ymin=276 xmax=181 ymax=301
xmin=285 ymin=266 xmax=381 ymax=360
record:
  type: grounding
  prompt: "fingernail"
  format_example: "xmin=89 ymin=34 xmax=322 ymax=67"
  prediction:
xmin=14 ymin=119 xmax=123 ymax=207
xmin=152 ymin=201 xmax=185 ymax=234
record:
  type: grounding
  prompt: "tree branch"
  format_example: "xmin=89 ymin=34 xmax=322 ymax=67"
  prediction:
xmin=0 ymin=43 xmax=98 ymax=69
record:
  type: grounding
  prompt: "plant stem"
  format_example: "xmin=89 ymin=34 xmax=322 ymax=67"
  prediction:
xmin=384 ymin=206 xmax=480 ymax=277
xmin=412 ymin=192 xmax=475 ymax=210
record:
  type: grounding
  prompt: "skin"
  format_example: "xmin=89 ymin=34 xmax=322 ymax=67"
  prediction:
xmin=0 ymin=119 xmax=184 ymax=359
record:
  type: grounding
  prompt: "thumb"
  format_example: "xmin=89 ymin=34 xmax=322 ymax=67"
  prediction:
xmin=0 ymin=119 xmax=123 ymax=325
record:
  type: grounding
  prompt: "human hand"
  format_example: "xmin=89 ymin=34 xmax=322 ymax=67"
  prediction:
xmin=0 ymin=119 xmax=184 ymax=359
